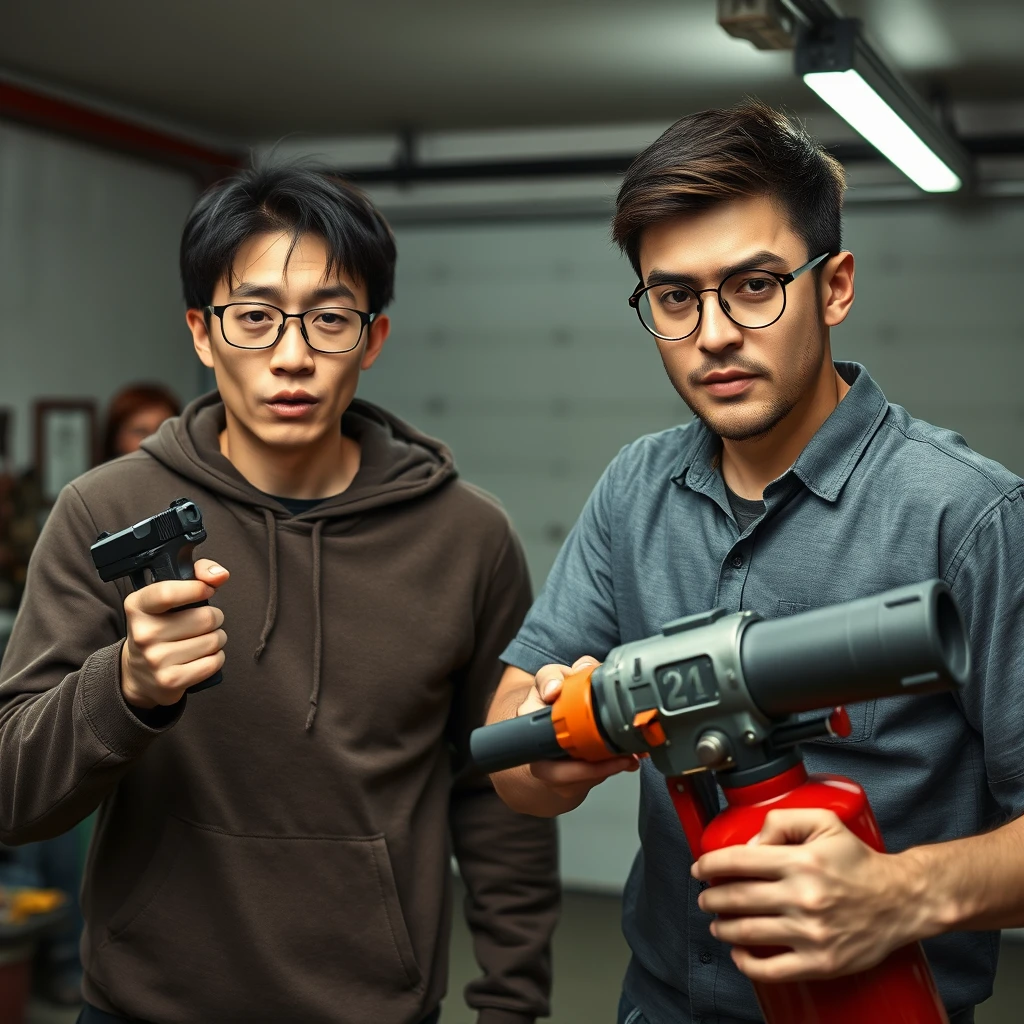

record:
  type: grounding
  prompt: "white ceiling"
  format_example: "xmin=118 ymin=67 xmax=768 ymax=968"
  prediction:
xmin=1 ymin=0 xmax=1022 ymax=143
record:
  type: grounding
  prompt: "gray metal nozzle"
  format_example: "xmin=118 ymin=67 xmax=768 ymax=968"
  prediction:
xmin=740 ymin=580 xmax=969 ymax=717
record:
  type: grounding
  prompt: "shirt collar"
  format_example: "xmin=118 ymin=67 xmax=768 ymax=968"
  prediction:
xmin=672 ymin=362 xmax=889 ymax=504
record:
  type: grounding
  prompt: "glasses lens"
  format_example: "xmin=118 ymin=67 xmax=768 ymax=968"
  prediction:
xmin=637 ymin=284 xmax=700 ymax=340
xmin=720 ymin=271 xmax=785 ymax=329
xmin=221 ymin=303 xmax=284 ymax=348
xmin=302 ymin=308 xmax=364 ymax=353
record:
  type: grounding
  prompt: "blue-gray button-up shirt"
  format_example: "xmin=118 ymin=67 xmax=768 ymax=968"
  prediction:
xmin=502 ymin=362 xmax=1024 ymax=1024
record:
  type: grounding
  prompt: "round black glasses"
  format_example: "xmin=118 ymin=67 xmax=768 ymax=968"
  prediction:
xmin=628 ymin=252 xmax=831 ymax=341
xmin=205 ymin=302 xmax=373 ymax=354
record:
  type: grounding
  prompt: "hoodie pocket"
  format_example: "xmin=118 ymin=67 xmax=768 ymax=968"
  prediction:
xmin=775 ymin=600 xmax=874 ymax=743
xmin=96 ymin=817 xmax=423 ymax=1021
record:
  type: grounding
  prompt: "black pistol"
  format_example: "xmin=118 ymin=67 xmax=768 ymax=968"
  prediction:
xmin=90 ymin=497 xmax=222 ymax=693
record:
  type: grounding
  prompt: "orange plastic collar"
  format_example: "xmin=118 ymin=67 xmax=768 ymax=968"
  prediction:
xmin=550 ymin=665 xmax=614 ymax=762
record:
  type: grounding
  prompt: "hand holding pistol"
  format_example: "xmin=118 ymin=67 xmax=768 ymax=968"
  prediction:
xmin=90 ymin=498 xmax=229 ymax=709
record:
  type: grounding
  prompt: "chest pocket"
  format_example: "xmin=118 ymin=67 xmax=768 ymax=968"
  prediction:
xmin=774 ymin=600 xmax=875 ymax=744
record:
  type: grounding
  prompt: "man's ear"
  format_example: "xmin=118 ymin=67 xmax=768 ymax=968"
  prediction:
xmin=360 ymin=314 xmax=391 ymax=371
xmin=822 ymin=251 xmax=855 ymax=328
xmin=186 ymin=308 xmax=215 ymax=369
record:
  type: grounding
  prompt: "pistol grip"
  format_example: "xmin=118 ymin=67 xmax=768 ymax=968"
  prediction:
xmin=150 ymin=544 xmax=222 ymax=694
xmin=170 ymin=596 xmax=223 ymax=693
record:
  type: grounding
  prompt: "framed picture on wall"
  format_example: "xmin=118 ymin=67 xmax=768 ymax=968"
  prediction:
xmin=34 ymin=399 xmax=97 ymax=502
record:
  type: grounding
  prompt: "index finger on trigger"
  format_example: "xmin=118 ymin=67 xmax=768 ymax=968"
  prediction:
xmin=131 ymin=578 xmax=215 ymax=615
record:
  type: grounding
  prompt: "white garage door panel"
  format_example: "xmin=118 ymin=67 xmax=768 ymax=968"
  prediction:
xmin=558 ymin=770 xmax=643 ymax=892
xmin=396 ymin=405 xmax=685 ymax=475
xmin=375 ymin=333 xmax=668 ymax=402
xmin=0 ymin=120 xmax=200 ymax=468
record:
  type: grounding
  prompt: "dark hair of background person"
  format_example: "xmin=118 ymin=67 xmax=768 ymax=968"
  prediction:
xmin=101 ymin=383 xmax=181 ymax=462
xmin=612 ymin=100 xmax=847 ymax=278
xmin=180 ymin=163 xmax=398 ymax=315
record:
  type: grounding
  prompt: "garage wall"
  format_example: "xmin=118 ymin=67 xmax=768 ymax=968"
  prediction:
xmin=0 ymin=119 xmax=201 ymax=469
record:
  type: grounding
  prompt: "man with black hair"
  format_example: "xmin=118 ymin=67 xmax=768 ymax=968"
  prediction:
xmin=0 ymin=165 xmax=557 ymax=1024
xmin=487 ymin=102 xmax=1024 ymax=1024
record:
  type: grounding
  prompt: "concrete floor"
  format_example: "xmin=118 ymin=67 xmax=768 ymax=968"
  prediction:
xmin=442 ymin=890 xmax=1024 ymax=1024
xmin=25 ymin=888 xmax=1024 ymax=1023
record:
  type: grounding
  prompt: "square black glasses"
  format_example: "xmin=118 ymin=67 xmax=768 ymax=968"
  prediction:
xmin=205 ymin=302 xmax=374 ymax=354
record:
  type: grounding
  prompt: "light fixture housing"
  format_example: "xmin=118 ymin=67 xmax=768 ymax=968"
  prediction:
xmin=795 ymin=19 xmax=971 ymax=193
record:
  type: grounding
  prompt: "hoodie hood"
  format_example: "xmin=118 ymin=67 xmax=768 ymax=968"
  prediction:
xmin=141 ymin=389 xmax=456 ymax=518
xmin=141 ymin=391 xmax=457 ymax=728
xmin=2 ymin=391 xmax=553 ymax=1023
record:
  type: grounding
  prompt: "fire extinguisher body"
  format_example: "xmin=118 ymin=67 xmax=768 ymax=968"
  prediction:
xmin=696 ymin=763 xmax=949 ymax=1024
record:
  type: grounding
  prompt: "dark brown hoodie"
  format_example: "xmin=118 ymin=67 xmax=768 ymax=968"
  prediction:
xmin=0 ymin=393 xmax=558 ymax=1024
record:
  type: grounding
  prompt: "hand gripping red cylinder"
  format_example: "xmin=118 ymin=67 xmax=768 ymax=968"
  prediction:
xmin=670 ymin=763 xmax=949 ymax=1024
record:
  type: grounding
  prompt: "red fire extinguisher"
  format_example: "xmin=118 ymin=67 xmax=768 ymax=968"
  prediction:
xmin=471 ymin=580 xmax=970 ymax=1024
xmin=670 ymin=733 xmax=948 ymax=1024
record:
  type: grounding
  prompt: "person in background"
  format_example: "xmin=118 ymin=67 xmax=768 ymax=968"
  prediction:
xmin=101 ymin=383 xmax=180 ymax=461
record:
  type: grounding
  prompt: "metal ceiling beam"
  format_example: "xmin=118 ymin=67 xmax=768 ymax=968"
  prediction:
xmin=332 ymin=134 xmax=1023 ymax=187
xmin=0 ymin=80 xmax=241 ymax=182
xmin=782 ymin=0 xmax=844 ymax=29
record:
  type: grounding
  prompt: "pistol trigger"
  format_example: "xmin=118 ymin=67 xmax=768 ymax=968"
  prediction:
xmin=129 ymin=570 xmax=148 ymax=592
xmin=146 ymin=551 xmax=180 ymax=584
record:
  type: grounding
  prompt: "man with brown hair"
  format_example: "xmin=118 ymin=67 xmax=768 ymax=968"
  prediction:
xmin=486 ymin=102 xmax=1024 ymax=1023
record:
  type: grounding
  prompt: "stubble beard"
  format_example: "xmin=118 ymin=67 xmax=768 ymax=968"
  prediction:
xmin=661 ymin=333 xmax=827 ymax=442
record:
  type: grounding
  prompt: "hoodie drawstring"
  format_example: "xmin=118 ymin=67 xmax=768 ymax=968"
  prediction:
xmin=305 ymin=519 xmax=325 ymax=732
xmin=253 ymin=509 xmax=325 ymax=732
xmin=254 ymin=509 xmax=279 ymax=662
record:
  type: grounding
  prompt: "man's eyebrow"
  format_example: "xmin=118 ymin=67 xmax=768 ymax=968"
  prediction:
xmin=644 ymin=250 xmax=789 ymax=289
xmin=228 ymin=281 xmax=358 ymax=304
xmin=309 ymin=283 xmax=357 ymax=304
xmin=229 ymin=282 xmax=281 ymax=301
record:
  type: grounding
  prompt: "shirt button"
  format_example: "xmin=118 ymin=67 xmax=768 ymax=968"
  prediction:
xmin=700 ymin=951 xmax=714 ymax=964
xmin=731 ymin=553 xmax=744 ymax=568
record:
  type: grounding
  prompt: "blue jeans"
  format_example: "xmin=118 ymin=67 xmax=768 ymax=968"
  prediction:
xmin=617 ymin=991 xmax=652 ymax=1024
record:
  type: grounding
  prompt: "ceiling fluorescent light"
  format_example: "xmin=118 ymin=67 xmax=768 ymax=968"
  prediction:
xmin=804 ymin=69 xmax=960 ymax=191
xmin=796 ymin=19 xmax=970 ymax=193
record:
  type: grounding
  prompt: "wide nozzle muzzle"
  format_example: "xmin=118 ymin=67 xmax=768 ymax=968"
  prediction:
xmin=740 ymin=580 xmax=969 ymax=718
xmin=469 ymin=707 xmax=565 ymax=774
